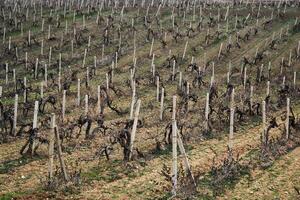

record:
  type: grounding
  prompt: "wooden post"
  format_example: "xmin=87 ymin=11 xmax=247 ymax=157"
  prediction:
xmin=151 ymin=54 xmax=155 ymax=73
xmin=205 ymin=93 xmax=209 ymax=131
xmin=172 ymin=60 xmax=176 ymax=81
xmin=156 ymin=76 xmax=159 ymax=102
xmin=227 ymin=72 xmax=230 ymax=84
xmin=231 ymin=88 xmax=235 ymax=111
xmin=86 ymin=65 xmax=89 ymax=87
xmin=2 ymin=27 xmax=5 ymax=44
xmin=110 ymin=61 xmax=114 ymax=84
xmin=177 ymin=134 xmax=196 ymax=187
xmin=5 ymin=63 xmax=8 ymax=85
xmin=25 ymin=52 xmax=28 ymax=70
xmin=149 ymin=38 xmax=154 ymax=57
xmin=71 ymin=40 xmax=74 ymax=57
xmin=268 ymin=62 xmax=271 ymax=80
xmin=152 ymin=64 xmax=155 ymax=78
xmin=85 ymin=94 xmax=88 ymax=115
xmin=23 ymin=77 xmax=27 ymax=103
xmin=0 ymin=86 xmax=2 ymax=98
xmin=259 ymin=64 xmax=264 ymax=83
xmin=243 ymin=67 xmax=247 ymax=90
xmin=58 ymin=71 xmax=61 ymax=92
xmin=250 ymin=86 xmax=253 ymax=114
xmin=172 ymin=95 xmax=177 ymax=196
xmin=33 ymin=101 xmax=39 ymax=129
xmin=160 ymin=87 xmax=164 ymax=121
xmin=62 ymin=90 xmax=66 ymax=122
xmin=83 ymin=15 xmax=86 ymax=29
xmin=48 ymin=47 xmax=52 ymax=65
xmin=212 ymin=62 xmax=215 ymax=81
xmin=106 ymin=73 xmax=109 ymax=92
xmin=13 ymin=94 xmax=18 ymax=136
xmin=41 ymin=39 xmax=44 ymax=55
xmin=40 ymin=82 xmax=44 ymax=99
xmin=234 ymin=14 xmax=237 ymax=30
xmin=218 ymin=42 xmax=223 ymax=59
xmin=31 ymin=101 xmax=39 ymax=155
xmin=297 ymin=41 xmax=300 ymax=58
xmin=288 ymin=50 xmax=292 ymax=67
xmin=13 ymin=68 xmax=16 ymax=86
xmin=54 ymin=125 xmax=69 ymax=182
xmin=262 ymin=100 xmax=266 ymax=144
xmin=182 ymin=41 xmax=188 ymax=59
xmin=130 ymin=80 xmax=136 ymax=120
xmin=102 ymin=44 xmax=105 ymax=60
xmin=294 ymin=72 xmax=297 ymax=89
xmin=179 ymin=72 xmax=182 ymax=88
xmin=83 ymin=50 xmax=87 ymax=68
xmin=77 ymin=79 xmax=80 ymax=106
xmin=97 ymin=85 xmax=101 ymax=114
xmin=28 ymin=30 xmax=31 ymax=46
xmin=286 ymin=98 xmax=290 ymax=140
xmin=42 ymin=18 xmax=44 ymax=32
xmin=35 ymin=58 xmax=39 ymax=79
xmin=88 ymin=35 xmax=91 ymax=50
xmin=15 ymin=48 xmax=18 ymax=61
xmin=228 ymin=101 xmax=235 ymax=150
xmin=280 ymin=58 xmax=283 ymax=75
xmin=282 ymin=76 xmax=286 ymax=87
xmin=44 ymin=64 xmax=48 ymax=87
xmin=129 ymin=99 xmax=141 ymax=160
xmin=48 ymin=25 xmax=51 ymax=40
xmin=48 ymin=113 xmax=55 ymax=181
xmin=186 ymin=82 xmax=189 ymax=109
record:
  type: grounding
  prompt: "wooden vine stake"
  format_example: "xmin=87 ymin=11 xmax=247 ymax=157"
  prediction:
xmin=294 ymin=72 xmax=297 ymax=89
xmin=229 ymin=89 xmax=235 ymax=150
xmin=159 ymin=87 xmax=164 ymax=121
xmin=54 ymin=117 xmax=69 ymax=182
xmin=297 ymin=41 xmax=300 ymax=58
xmin=156 ymin=76 xmax=159 ymax=102
xmin=77 ymin=79 xmax=80 ymax=106
xmin=25 ymin=52 xmax=28 ymax=70
xmin=149 ymin=38 xmax=154 ymax=57
xmin=177 ymin=129 xmax=196 ymax=187
xmin=31 ymin=101 xmax=39 ymax=155
xmin=130 ymin=80 xmax=136 ymax=120
xmin=44 ymin=64 xmax=48 ymax=87
xmin=218 ymin=42 xmax=223 ymax=60
xmin=5 ymin=63 xmax=8 ymax=85
xmin=286 ymin=98 xmax=290 ymax=140
xmin=262 ymin=100 xmax=266 ymax=145
xmin=40 ymin=81 xmax=44 ymax=99
xmin=106 ymin=73 xmax=109 ymax=92
xmin=172 ymin=95 xmax=177 ymax=196
xmin=266 ymin=81 xmax=270 ymax=96
xmin=13 ymin=94 xmax=18 ymax=136
xmin=85 ymin=95 xmax=89 ymax=115
xmin=48 ymin=113 xmax=55 ymax=181
xmin=205 ymin=93 xmax=209 ymax=132
xmin=129 ymin=99 xmax=141 ymax=160
xmin=23 ymin=77 xmax=27 ymax=103
xmin=97 ymin=85 xmax=101 ymax=114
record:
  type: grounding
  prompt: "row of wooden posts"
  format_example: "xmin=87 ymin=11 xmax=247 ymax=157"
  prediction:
xmin=1 ymin=0 xmax=299 ymax=194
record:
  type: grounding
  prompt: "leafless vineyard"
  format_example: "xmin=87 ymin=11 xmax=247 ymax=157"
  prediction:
xmin=0 ymin=0 xmax=300 ymax=199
